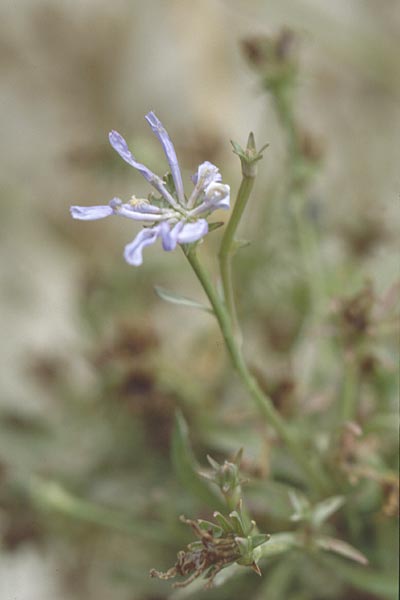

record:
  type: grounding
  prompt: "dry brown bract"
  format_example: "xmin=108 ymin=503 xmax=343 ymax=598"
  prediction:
xmin=150 ymin=516 xmax=241 ymax=589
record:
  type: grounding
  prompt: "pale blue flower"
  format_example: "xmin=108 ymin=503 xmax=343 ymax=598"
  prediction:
xmin=70 ymin=112 xmax=230 ymax=266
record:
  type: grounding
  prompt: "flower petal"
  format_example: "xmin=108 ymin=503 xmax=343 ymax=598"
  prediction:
xmin=145 ymin=112 xmax=185 ymax=205
xmin=109 ymin=130 xmax=143 ymax=168
xmin=109 ymin=130 xmax=180 ymax=209
xmin=123 ymin=227 xmax=161 ymax=266
xmin=187 ymin=162 xmax=222 ymax=209
xmin=126 ymin=202 xmax=164 ymax=214
xmin=70 ymin=204 xmax=114 ymax=220
xmin=177 ymin=219 xmax=208 ymax=244
xmin=204 ymin=182 xmax=230 ymax=210
xmin=187 ymin=183 xmax=230 ymax=217
xmin=116 ymin=203 xmax=170 ymax=222
xmin=191 ymin=161 xmax=222 ymax=187
xmin=159 ymin=220 xmax=184 ymax=251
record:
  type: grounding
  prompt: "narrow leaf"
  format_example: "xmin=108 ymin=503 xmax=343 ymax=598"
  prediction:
xmin=29 ymin=479 xmax=165 ymax=540
xmin=154 ymin=286 xmax=212 ymax=313
xmin=233 ymin=447 xmax=244 ymax=467
xmin=208 ymin=221 xmax=224 ymax=232
xmin=316 ymin=536 xmax=369 ymax=565
xmin=232 ymin=239 xmax=251 ymax=252
xmin=252 ymin=533 xmax=271 ymax=548
xmin=171 ymin=411 xmax=225 ymax=511
xmin=252 ymin=532 xmax=298 ymax=562
xmin=228 ymin=510 xmax=244 ymax=535
xmin=288 ymin=490 xmax=309 ymax=521
xmin=312 ymin=496 xmax=345 ymax=528
xmin=197 ymin=519 xmax=223 ymax=536
xmin=213 ymin=511 xmax=234 ymax=533
xmin=317 ymin=555 xmax=398 ymax=599
xmin=206 ymin=454 xmax=221 ymax=470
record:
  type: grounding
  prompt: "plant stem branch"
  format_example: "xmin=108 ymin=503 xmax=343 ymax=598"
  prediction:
xmin=273 ymin=87 xmax=327 ymax=317
xmin=218 ymin=173 xmax=255 ymax=345
xmin=341 ymin=356 xmax=359 ymax=422
xmin=185 ymin=247 xmax=329 ymax=494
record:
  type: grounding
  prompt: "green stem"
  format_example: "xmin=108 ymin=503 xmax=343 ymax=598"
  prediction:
xmin=273 ymin=86 xmax=327 ymax=317
xmin=273 ymin=84 xmax=298 ymax=166
xmin=291 ymin=191 xmax=326 ymax=318
xmin=341 ymin=356 xmax=359 ymax=422
xmin=218 ymin=175 xmax=255 ymax=344
xmin=185 ymin=247 xmax=329 ymax=494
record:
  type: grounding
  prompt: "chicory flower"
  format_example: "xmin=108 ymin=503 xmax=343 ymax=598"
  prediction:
xmin=70 ymin=112 xmax=230 ymax=266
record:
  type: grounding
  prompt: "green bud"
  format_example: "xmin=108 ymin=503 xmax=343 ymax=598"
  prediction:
xmin=236 ymin=533 xmax=270 ymax=569
xmin=231 ymin=134 xmax=269 ymax=177
xmin=200 ymin=451 xmax=247 ymax=509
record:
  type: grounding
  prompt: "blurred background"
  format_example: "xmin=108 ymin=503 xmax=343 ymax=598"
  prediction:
xmin=0 ymin=0 xmax=399 ymax=599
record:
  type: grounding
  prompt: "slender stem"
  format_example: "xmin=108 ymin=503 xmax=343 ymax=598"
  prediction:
xmin=185 ymin=248 xmax=329 ymax=494
xmin=218 ymin=175 xmax=255 ymax=343
xmin=273 ymin=85 xmax=298 ymax=168
xmin=291 ymin=191 xmax=326 ymax=318
xmin=273 ymin=82 xmax=334 ymax=395
xmin=340 ymin=355 xmax=359 ymax=422
xmin=273 ymin=87 xmax=327 ymax=317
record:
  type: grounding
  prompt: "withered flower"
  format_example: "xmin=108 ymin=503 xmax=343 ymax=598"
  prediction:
xmin=150 ymin=509 xmax=269 ymax=589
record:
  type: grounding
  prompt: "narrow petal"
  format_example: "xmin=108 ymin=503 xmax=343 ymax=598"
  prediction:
xmin=109 ymin=130 xmax=180 ymax=209
xmin=176 ymin=219 xmax=208 ymax=244
xmin=145 ymin=112 xmax=185 ymax=205
xmin=123 ymin=227 xmax=160 ymax=266
xmin=187 ymin=162 xmax=222 ymax=209
xmin=109 ymin=130 xmax=142 ymax=169
xmin=159 ymin=220 xmax=184 ymax=251
xmin=116 ymin=203 xmax=170 ymax=222
xmin=70 ymin=205 xmax=114 ymax=220
xmin=126 ymin=201 xmax=164 ymax=214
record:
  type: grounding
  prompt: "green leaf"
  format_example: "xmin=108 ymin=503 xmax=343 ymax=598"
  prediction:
xmin=171 ymin=411 xmax=225 ymax=511
xmin=231 ymin=140 xmax=243 ymax=156
xmin=252 ymin=532 xmax=298 ymax=562
xmin=317 ymin=555 xmax=398 ymax=600
xmin=206 ymin=454 xmax=221 ymax=470
xmin=154 ymin=286 xmax=212 ymax=313
xmin=288 ymin=490 xmax=310 ymax=521
xmin=29 ymin=479 xmax=165 ymax=540
xmin=232 ymin=239 xmax=251 ymax=252
xmin=197 ymin=519 xmax=223 ymax=536
xmin=208 ymin=221 xmax=224 ymax=232
xmin=213 ymin=511 xmax=234 ymax=533
xmin=252 ymin=533 xmax=271 ymax=548
xmin=228 ymin=509 xmax=246 ymax=535
xmin=311 ymin=496 xmax=345 ymax=528
xmin=316 ymin=536 xmax=368 ymax=565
